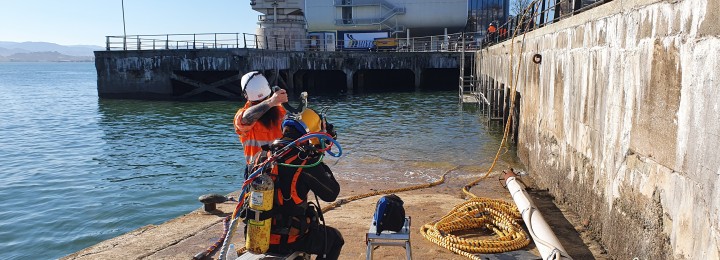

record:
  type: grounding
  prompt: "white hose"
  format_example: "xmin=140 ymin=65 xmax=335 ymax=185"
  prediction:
xmin=506 ymin=176 xmax=572 ymax=260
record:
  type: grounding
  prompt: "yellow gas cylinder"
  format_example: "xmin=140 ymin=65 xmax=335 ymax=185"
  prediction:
xmin=245 ymin=172 xmax=274 ymax=254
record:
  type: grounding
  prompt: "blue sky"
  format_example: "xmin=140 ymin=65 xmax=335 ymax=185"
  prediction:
xmin=0 ymin=0 xmax=260 ymax=46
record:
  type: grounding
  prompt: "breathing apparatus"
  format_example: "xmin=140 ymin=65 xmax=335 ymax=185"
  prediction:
xmin=245 ymin=165 xmax=274 ymax=254
xmin=217 ymin=128 xmax=342 ymax=260
xmin=235 ymin=89 xmax=338 ymax=258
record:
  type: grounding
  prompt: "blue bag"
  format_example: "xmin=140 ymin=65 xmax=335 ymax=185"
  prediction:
xmin=373 ymin=194 xmax=405 ymax=235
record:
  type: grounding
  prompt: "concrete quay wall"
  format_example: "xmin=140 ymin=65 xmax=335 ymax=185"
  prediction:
xmin=94 ymin=49 xmax=461 ymax=99
xmin=478 ymin=0 xmax=720 ymax=258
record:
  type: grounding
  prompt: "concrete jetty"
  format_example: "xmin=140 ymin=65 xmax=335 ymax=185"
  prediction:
xmin=95 ymin=49 xmax=467 ymax=100
xmin=79 ymin=0 xmax=720 ymax=257
xmin=477 ymin=0 xmax=720 ymax=258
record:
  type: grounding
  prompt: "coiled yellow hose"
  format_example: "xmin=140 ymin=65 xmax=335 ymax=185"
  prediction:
xmin=419 ymin=2 xmax=540 ymax=258
xmin=419 ymin=197 xmax=529 ymax=259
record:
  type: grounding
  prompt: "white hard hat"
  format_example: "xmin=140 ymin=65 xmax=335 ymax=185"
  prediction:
xmin=241 ymin=71 xmax=271 ymax=101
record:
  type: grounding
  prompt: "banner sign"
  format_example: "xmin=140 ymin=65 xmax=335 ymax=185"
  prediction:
xmin=341 ymin=32 xmax=389 ymax=49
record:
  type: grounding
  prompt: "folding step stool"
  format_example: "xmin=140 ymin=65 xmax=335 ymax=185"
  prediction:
xmin=365 ymin=216 xmax=412 ymax=260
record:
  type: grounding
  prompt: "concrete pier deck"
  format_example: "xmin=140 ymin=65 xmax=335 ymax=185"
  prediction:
xmin=62 ymin=177 xmax=606 ymax=260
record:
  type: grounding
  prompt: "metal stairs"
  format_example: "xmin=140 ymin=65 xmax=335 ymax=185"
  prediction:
xmin=333 ymin=0 xmax=406 ymax=32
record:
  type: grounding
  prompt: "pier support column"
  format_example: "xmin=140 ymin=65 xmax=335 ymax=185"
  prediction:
xmin=344 ymin=69 xmax=354 ymax=94
xmin=357 ymin=71 xmax=365 ymax=94
xmin=414 ymin=68 xmax=422 ymax=91
xmin=287 ymin=69 xmax=296 ymax=93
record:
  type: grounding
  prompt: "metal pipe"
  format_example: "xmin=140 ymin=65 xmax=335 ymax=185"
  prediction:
xmin=406 ymin=28 xmax=410 ymax=51
xmin=121 ymin=0 xmax=127 ymax=51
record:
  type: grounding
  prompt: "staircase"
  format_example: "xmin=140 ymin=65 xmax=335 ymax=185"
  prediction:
xmin=333 ymin=0 xmax=406 ymax=33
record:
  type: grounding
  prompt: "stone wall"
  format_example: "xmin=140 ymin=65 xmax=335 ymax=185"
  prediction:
xmin=478 ymin=0 xmax=720 ymax=258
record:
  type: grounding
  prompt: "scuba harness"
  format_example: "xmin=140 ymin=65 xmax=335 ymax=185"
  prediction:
xmin=218 ymin=91 xmax=341 ymax=260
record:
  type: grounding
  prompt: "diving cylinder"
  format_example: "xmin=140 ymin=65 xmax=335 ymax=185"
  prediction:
xmin=245 ymin=172 xmax=274 ymax=254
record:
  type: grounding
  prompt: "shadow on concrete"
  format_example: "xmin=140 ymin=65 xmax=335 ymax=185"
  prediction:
xmin=526 ymin=188 xmax=597 ymax=259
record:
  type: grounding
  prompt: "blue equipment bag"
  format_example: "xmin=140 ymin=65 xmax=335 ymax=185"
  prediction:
xmin=373 ymin=194 xmax=405 ymax=235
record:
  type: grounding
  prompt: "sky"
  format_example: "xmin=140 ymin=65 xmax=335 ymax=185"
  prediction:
xmin=0 ymin=0 xmax=261 ymax=47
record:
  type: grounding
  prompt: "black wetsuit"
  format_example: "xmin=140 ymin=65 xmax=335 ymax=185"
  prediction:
xmin=267 ymin=150 xmax=344 ymax=260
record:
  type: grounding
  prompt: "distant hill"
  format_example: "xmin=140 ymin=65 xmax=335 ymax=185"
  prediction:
xmin=0 ymin=41 xmax=102 ymax=62
xmin=0 ymin=51 xmax=93 ymax=62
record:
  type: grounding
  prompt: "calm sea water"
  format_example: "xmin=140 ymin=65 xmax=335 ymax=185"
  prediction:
xmin=0 ymin=62 xmax=518 ymax=260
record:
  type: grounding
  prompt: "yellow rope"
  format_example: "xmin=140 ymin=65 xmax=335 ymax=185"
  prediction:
xmin=237 ymin=4 xmax=540 ymax=258
xmin=419 ymin=3 xmax=539 ymax=258
xmin=234 ymin=166 xmax=461 ymax=255
xmin=321 ymin=165 xmax=460 ymax=213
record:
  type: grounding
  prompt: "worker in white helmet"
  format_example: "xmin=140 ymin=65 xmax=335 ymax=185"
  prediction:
xmin=233 ymin=71 xmax=288 ymax=176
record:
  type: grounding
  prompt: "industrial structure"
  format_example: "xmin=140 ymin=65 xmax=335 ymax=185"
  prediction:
xmin=250 ymin=0 xmax=509 ymax=50
xmin=250 ymin=0 xmax=307 ymax=50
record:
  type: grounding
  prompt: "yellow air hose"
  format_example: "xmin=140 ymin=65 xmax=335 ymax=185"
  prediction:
xmin=419 ymin=3 xmax=539 ymax=258
xmin=234 ymin=3 xmax=540 ymax=258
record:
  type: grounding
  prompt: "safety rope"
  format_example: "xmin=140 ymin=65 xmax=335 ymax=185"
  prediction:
xmin=229 ymin=166 xmax=461 ymax=257
xmin=224 ymin=4 xmax=539 ymax=258
xmin=320 ymin=165 xmax=460 ymax=213
xmin=420 ymin=198 xmax=528 ymax=257
xmin=418 ymin=3 xmax=539 ymax=258
xmin=193 ymin=215 xmax=231 ymax=260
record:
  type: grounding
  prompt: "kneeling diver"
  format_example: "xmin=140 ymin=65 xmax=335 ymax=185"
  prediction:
xmin=247 ymin=114 xmax=344 ymax=260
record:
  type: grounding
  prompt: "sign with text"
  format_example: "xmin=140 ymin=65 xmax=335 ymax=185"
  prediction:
xmin=342 ymin=32 xmax=389 ymax=49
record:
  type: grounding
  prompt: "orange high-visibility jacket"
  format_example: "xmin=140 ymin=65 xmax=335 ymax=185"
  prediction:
xmin=488 ymin=25 xmax=497 ymax=33
xmin=234 ymin=102 xmax=287 ymax=165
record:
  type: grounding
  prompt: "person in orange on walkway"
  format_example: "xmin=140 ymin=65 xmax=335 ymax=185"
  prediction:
xmin=488 ymin=22 xmax=497 ymax=34
xmin=498 ymin=27 xmax=508 ymax=40
xmin=233 ymin=71 xmax=288 ymax=178
xmin=486 ymin=22 xmax=498 ymax=44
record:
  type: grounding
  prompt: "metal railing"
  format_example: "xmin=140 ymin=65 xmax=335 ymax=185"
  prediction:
xmin=104 ymin=0 xmax=611 ymax=52
xmin=481 ymin=0 xmax=612 ymax=47
xmin=106 ymin=33 xmax=245 ymax=51
xmin=104 ymin=32 xmax=466 ymax=52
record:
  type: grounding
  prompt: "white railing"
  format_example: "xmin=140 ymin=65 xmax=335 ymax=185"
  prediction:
xmin=104 ymin=32 xmax=481 ymax=53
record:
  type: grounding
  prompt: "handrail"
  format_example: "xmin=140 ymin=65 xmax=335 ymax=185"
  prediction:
xmin=102 ymin=0 xmax=611 ymax=53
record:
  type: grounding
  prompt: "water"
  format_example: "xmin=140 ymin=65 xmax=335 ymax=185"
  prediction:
xmin=0 ymin=62 xmax=519 ymax=260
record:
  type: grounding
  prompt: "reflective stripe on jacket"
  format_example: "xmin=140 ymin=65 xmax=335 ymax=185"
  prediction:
xmin=233 ymin=102 xmax=286 ymax=164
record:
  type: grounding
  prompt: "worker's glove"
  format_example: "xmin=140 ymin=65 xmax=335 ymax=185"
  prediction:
xmin=326 ymin=123 xmax=337 ymax=140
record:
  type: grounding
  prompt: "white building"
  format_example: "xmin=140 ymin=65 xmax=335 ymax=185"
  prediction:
xmin=251 ymin=0 xmax=469 ymax=50
xmin=305 ymin=0 xmax=468 ymax=36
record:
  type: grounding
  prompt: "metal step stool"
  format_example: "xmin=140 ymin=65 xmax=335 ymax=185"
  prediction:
xmin=365 ymin=216 xmax=412 ymax=260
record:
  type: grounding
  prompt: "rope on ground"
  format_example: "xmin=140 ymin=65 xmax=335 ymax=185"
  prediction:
xmin=419 ymin=3 xmax=538 ymax=259
xmin=321 ymin=165 xmax=461 ymax=213
xmin=231 ymin=3 xmax=539 ymax=258
xmin=231 ymin=166 xmax=462 ymax=256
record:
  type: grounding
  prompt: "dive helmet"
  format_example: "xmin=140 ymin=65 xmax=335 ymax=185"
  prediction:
xmin=241 ymin=71 xmax=272 ymax=101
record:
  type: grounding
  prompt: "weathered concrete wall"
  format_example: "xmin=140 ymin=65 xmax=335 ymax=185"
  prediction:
xmin=95 ymin=49 xmax=460 ymax=99
xmin=478 ymin=0 xmax=720 ymax=258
